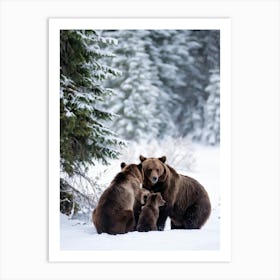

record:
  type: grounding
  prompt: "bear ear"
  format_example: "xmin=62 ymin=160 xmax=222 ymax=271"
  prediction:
xmin=120 ymin=162 xmax=126 ymax=169
xmin=158 ymin=196 xmax=166 ymax=206
xmin=158 ymin=156 xmax=166 ymax=163
xmin=139 ymin=155 xmax=147 ymax=162
xmin=137 ymin=163 xmax=142 ymax=171
xmin=156 ymin=193 xmax=165 ymax=203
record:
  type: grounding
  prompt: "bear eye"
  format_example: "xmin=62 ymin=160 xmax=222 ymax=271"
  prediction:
xmin=156 ymin=169 xmax=159 ymax=172
xmin=147 ymin=168 xmax=152 ymax=172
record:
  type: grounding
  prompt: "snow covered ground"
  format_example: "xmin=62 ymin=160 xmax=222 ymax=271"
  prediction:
xmin=60 ymin=143 xmax=220 ymax=251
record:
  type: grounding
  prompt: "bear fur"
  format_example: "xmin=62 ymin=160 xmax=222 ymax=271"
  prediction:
xmin=92 ymin=162 xmax=149 ymax=234
xmin=133 ymin=187 xmax=150 ymax=226
xmin=136 ymin=192 xmax=166 ymax=232
xmin=120 ymin=162 xmax=150 ymax=226
xmin=139 ymin=155 xmax=211 ymax=230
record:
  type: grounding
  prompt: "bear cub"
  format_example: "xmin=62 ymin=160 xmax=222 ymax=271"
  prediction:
xmin=136 ymin=192 xmax=166 ymax=232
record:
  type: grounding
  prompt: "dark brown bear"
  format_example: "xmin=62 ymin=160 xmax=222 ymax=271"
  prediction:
xmin=92 ymin=162 xmax=149 ymax=234
xmin=139 ymin=155 xmax=211 ymax=230
xmin=136 ymin=193 xmax=166 ymax=232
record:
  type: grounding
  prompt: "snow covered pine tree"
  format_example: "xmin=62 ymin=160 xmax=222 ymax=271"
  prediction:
xmin=202 ymin=69 xmax=220 ymax=145
xmin=60 ymin=30 xmax=123 ymax=216
xmin=103 ymin=30 xmax=172 ymax=142
xmin=104 ymin=30 xmax=220 ymax=144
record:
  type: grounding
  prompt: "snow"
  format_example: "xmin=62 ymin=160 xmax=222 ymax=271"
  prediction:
xmin=60 ymin=213 xmax=219 ymax=250
xmin=60 ymin=143 xmax=220 ymax=251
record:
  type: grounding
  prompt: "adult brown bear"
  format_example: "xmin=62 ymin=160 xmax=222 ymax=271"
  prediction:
xmin=92 ymin=162 xmax=149 ymax=234
xmin=139 ymin=155 xmax=211 ymax=230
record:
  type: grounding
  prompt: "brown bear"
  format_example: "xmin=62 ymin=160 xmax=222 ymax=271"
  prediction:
xmin=136 ymin=192 xmax=166 ymax=232
xmin=139 ymin=155 xmax=211 ymax=230
xmin=92 ymin=162 xmax=149 ymax=234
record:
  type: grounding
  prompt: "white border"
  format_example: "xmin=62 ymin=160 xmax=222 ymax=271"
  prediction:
xmin=49 ymin=18 xmax=231 ymax=262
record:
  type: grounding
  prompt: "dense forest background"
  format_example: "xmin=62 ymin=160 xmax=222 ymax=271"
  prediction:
xmin=59 ymin=29 xmax=220 ymax=219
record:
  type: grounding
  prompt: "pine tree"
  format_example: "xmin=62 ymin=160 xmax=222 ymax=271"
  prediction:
xmin=103 ymin=30 xmax=172 ymax=142
xmin=144 ymin=30 xmax=188 ymax=137
xmin=171 ymin=30 xmax=220 ymax=142
xmin=145 ymin=30 xmax=209 ymax=139
xmin=100 ymin=29 xmax=220 ymax=145
xmin=145 ymin=30 xmax=185 ymax=94
xmin=60 ymin=30 xmax=123 ymax=176
xmin=202 ymin=69 xmax=220 ymax=145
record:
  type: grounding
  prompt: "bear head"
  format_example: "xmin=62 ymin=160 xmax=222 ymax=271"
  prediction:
xmin=120 ymin=162 xmax=144 ymax=182
xmin=146 ymin=192 xmax=166 ymax=207
xmin=139 ymin=155 xmax=167 ymax=189
xmin=139 ymin=188 xmax=151 ymax=205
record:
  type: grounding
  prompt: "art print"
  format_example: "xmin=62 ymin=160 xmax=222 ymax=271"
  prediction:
xmin=49 ymin=18 xmax=231 ymax=262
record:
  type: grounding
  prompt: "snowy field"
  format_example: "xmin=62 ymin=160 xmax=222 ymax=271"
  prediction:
xmin=60 ymin=143 xmax=220 ymax=251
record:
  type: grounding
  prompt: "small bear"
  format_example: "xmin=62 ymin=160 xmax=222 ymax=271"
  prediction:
xmin=136 ymin=192 xmax=166 ymax=232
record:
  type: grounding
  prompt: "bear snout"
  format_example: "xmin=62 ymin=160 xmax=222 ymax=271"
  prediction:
xmin=152 ymin=176 xmax=158 ymax=184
